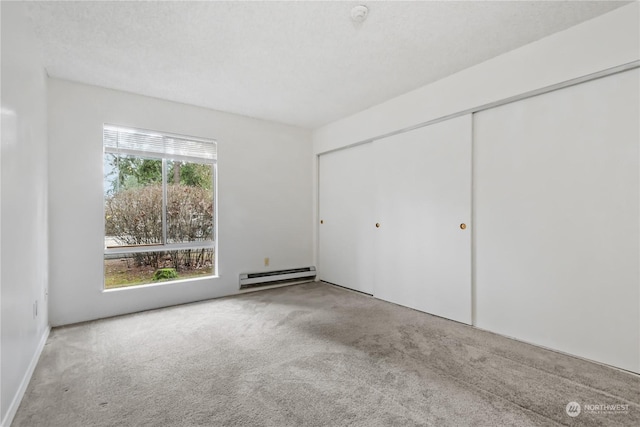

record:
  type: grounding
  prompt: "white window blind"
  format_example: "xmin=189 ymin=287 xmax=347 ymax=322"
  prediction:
xmin=104 ymin=124 xmax=216 ymax=163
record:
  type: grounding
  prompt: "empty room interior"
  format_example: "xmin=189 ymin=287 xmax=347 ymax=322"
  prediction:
xmin=1 ymin=1 xmax=639 ymax=426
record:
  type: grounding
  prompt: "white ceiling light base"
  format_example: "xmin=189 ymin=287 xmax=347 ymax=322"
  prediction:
xmin=351 ymin=5 xmax=369 ymax=23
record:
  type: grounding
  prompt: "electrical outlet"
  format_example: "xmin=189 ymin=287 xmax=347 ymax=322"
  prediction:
xmin=264 ymin=257 xmax=269 ymax=267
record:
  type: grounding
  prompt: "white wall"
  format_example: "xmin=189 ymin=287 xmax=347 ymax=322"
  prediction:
xmin=48 ymin=79 xmax=312 ymax=326
xmin=1 ymin=2 xmax=50 ymax=425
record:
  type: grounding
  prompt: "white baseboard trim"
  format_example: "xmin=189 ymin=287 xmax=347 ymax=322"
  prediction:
xmin=1 ymin=326 xmax=50 ymax=427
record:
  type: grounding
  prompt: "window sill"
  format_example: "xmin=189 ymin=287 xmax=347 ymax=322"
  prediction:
xmin=102 ymin=274 xmax=219 ymax=293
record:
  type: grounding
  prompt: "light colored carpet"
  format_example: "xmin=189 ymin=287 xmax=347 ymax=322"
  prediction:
xmin=13 ymin=282 xmax=639 ymax=426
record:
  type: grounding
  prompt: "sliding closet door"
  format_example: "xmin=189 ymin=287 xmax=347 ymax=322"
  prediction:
xmin=474 ymin=69 xmax=639 ymax=372
xmin=318 ymin=144 xmax=375 ymax=294
xmin=374 ymin=115 xmax=472 ymax=324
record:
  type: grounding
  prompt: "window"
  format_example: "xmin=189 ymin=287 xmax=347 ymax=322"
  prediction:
xmin=103 ymin=125 xmax=216 ymax=289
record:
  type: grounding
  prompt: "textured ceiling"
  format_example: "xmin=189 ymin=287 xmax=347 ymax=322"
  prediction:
xmin=26 ymin=1 xmax=628 ymax=129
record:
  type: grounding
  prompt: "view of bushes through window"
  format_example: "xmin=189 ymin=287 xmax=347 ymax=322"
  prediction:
xmin=104 ymin=129 xmax=216 ymax=289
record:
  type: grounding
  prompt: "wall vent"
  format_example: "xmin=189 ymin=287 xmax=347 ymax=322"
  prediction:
xmin=239 ymin=266 xmax=316 ymax=289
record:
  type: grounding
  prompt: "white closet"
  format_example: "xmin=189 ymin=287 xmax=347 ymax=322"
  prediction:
xmin=319 ymin=115 xmax=472 ymax=324
xmin=318 ymin=68 xmax=639 ymax=373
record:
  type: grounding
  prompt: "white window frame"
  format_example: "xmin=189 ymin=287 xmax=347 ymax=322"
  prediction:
xmin=103 ymin=124 xmax=217 ymax=271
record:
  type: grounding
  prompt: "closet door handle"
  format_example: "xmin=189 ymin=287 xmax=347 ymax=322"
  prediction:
xmin=460 ymin=223 xmax=467 ymax=230
xmin=375 ymin=223 xmax=380 ymax=228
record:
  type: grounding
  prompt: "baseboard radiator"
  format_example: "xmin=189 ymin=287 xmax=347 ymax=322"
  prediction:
xmin=239 ymin=266 xmax=316 ymax=290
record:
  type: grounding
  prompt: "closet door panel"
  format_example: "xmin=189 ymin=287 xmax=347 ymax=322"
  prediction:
xmin=374 ymin=115 xmax=472 ymax=324
xmin=318 ymin=144 xmax=375 ymax=294
xmin=474 ymin=69 xmax=639 ymax=372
